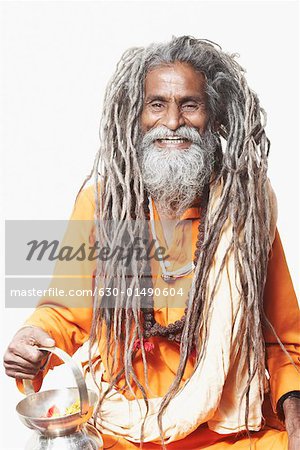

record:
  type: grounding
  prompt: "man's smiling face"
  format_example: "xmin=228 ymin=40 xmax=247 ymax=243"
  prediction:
xmin=138 ymin=61 xmax=218 ymax=218
xmin=140 ymin=61 xmax=209 ymax=149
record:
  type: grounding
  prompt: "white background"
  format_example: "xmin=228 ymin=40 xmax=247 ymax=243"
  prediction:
xmin=0 ymin=1 xmax=299 ymax=449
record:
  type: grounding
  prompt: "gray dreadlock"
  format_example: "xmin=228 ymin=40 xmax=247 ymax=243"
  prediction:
xmin=79 ymin=36 xmax=279 ymax=445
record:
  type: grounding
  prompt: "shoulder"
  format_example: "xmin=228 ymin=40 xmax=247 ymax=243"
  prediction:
xmin=71 ymin=184 xmax=97 ymax=220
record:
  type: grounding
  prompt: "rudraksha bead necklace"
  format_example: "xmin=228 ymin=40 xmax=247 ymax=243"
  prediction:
xmin=142 ymin=185 xmax=209 ymax=342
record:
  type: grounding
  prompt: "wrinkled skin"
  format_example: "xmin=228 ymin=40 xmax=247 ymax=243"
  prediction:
xmin=3 ymin=326 xmax=55 ymax=379
xmin=284 ymin=397 xmax=300 ymax=450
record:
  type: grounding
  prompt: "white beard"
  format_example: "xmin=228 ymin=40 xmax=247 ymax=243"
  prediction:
xmin=139 ymin=126 xmax=218 ymax=218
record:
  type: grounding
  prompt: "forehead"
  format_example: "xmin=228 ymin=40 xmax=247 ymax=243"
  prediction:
xmin=144 ymin=62 xmax=206 ymax=98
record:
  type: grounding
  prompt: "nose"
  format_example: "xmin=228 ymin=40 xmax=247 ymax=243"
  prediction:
xmin=161 ymin=103 xmax=185 ymax=131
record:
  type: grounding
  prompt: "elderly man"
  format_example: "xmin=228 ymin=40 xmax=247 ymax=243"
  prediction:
xmin=4 ymin=36 xmax=300 ymax=449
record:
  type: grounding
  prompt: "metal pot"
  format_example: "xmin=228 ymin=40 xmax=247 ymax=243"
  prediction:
xmin=16 ymin=346 xmax=103 ymax=449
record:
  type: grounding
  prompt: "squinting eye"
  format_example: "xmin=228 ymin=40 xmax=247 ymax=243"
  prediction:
xmin=151 ymin=102 xmax=164 ymax=110
xmin=182 ymin=103 xmax=198 ymax=111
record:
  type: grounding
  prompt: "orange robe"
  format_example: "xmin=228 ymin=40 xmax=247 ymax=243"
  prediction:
xmin=18 ymin=186 xmax=300 ymax=449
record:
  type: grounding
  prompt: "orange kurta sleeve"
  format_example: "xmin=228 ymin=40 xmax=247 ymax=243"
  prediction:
xmin=16 ymin=185 xmax=96 ymax=392
xmin=263 ymin=228 xmax=300 ymax=412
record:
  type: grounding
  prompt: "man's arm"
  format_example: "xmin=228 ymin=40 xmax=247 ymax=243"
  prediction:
xmin=3 ymin=186 xmax=96 ymax=391
xmin=263 ymin=229 xmax=300 ymax=444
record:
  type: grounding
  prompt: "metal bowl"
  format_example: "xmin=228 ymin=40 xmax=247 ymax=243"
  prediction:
xmin=16 ymin=346 xmax=98 ymax=437
xmin=16 ymin=387 xmax=98 ymax=437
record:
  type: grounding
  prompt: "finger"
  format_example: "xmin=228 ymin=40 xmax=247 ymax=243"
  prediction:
xmin=4 ymin=363 xmax=39 ymax=376
xmin=11 ymin=342 xmax=47 ymax=364
xmin=4 ymin=352 xmax=42 ymax=370
xmin=6 ymin=370 xmax=38 ymax=380
xmin=14 ymin=326 xmax=55 ymax=348
xmin=30 ymin=327 xmax=55 ymax=347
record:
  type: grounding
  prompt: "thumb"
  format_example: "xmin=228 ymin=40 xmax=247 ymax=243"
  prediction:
xmin=32 ymin=327 xmax=55 ymax=347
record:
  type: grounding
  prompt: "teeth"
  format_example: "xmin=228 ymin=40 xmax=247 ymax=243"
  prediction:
xmin=160 ymin=136 xmax=187 ymax=140
xmin=160 ymin=139 xmax=187 ymax=144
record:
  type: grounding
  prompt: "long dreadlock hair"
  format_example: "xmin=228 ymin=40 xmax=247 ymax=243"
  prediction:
xmin=80 ymin=36 xmax=280 ymax=443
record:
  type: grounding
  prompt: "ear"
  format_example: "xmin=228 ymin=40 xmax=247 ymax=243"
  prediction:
xmin=212 ymin=120 xmax=221 ymax=133
xmin=212 ymin=120 xmax=228 ymax=140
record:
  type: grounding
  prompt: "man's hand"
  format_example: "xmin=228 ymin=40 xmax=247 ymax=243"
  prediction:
xmin=3 ymin=326 xmax=55 ymax=380
xmin=283 ymin=396 xmax=300 ymax=450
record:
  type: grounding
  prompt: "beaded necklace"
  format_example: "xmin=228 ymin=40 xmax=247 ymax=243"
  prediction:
xmin=142 ymin=185 xmax=209 ymax=342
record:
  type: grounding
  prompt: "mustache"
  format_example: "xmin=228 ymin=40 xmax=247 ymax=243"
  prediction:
xmin=141 ymin=126 xmax=205 ymax=147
